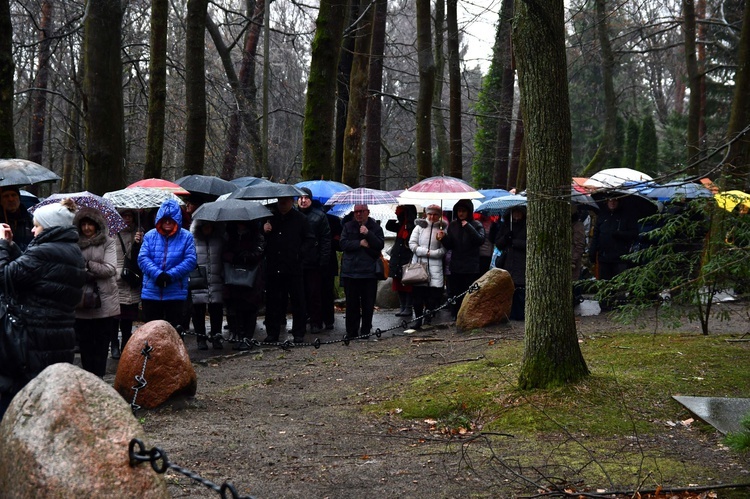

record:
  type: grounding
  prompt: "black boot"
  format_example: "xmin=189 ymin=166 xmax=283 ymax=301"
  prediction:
xmin=110 ymin=342 xmax=121 ymax=360
xmin=395 ymin=292 xmax=408 ymax=316
xmin=197 ymin=335 xmax=208 ymax=350
xmin=210 ymin=334 xmax=223 ymax=350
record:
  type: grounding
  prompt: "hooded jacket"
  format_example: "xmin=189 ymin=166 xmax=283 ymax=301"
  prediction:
xmin=0 ymin=225 xmax=85 ymax=391
xmin=74 ymin=208 xmax=121 ymax=319
xmin=190 ymin=219 xmax=225 ymax=305
xmin=138 ymin=199 xmax=197 ymax=301
xmin=408 ymin=217 xmax=446 ymax=288
xmin=440 ymin=199 xmax=485 ymax=275
xmin=494 ymin=207 xmax=527 ymax=286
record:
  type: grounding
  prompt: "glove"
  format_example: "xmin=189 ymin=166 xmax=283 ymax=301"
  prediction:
xmin=155 ymin=272 xmax=172 ymax=288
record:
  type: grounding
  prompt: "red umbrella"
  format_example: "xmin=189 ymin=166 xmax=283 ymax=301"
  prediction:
xmin=398 ymin=175 xmax=482 ymax=201
xmin=127 ymin=178 xmax=189 ymax=196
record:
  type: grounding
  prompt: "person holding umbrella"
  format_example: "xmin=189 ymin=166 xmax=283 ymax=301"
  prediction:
xmin=408 ymin=204 xmax=446 ymax=329
xmin=296 ymin=187 xmax=331 ymax=334
xmin=494 ymin=206 xmax=528 ymax=320
xmin=112 ymin=209 xmax=143 ymax=358
xmin=386 ymin=205 xmax=418 ymax=317
xmin=0 ymin=186 xmax=34 ymax=251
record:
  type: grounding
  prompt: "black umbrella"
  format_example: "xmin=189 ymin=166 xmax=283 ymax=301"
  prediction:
xmin=227 ymin=182 xmax=306 ymax=200
xmin=230 ymin=176 xmax=275 ymax=188
xmin=0 ymin=158 xmax=61 ymax=187
xmin=192 ymin=199 xmax=272 ymax=222
xmin=176 ymin=174 xmax=237 ymax=197
xmin=591 ymin=189 xmax=660 ymax=222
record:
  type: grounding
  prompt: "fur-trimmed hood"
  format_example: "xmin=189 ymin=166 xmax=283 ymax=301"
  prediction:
xmin=74 ymin=207 xmax=109 ymax=248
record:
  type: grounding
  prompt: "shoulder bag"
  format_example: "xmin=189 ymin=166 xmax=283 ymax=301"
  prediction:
xmin=223 ymin=262 xmax=259 ymax=288
xmin=80 ymin=281 xmax=102 ymax=309
xmin=375 ymin=254 xmax=389 ymax=281
xmin=401 ymin=259 xmax=429 ymax=286
xmin=0 ymin=272 xmax=28 ymax=377
xmin=188 ymin=265 xmax=208 ymax=290
xmin=117 ymin=234 xmax=142 ymax=288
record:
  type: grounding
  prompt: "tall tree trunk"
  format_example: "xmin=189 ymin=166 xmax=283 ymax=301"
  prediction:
xmin=431 ymin=0 xmax=449 ymax=176
xmin=415 ymin=0 xmax=435 ymax=180
xmin=341 ymin=0 xmax=373 ymax=187
xmin=302 ymin=0 xmax=347 ymax=181
xmin=721 ymin=0 xmax=750 ymax=190
xmin=144 ymin=0 xmax=168 ymax=179
xmin=0 ymin=0 xmax=16 ymax=158
xmin=446 ymin=0 xmax=462 ymax=178
xmin=83 ymin=0 xmax=125 ymax=194
xmin=183 ymin=0 xmax=209 ymax=177
xmin=363 ymin=0 xmax=387 ymax=188
xmin=28 ymin=0 xmax=53 ymax=166
xmin=683 ymin=0 xmax=702 ymax=174
xmin=334 ymin=0 xmax=359 ymax=182
xmin=582 ymin=0 xmax=617 ymax=176
xmin=207 ymin=0 xmax=265 ymax=179
xmin=491 ymin=0 xmax=514 ymax=188
xmin=61 ymin=99 xmax=81 ymax=192
xmin=697 ymin=0 xmax=706 ymax=143
xmin=513 ymin=0 xmax=589 ymax=389
xmin=508 ymin=104 xmax=524 ymax=189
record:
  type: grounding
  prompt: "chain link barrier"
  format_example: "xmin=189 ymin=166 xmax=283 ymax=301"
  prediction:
xmin=130 ymin=341 xmax=153 ymax=412
xmin=129 ymin=438 xmax=255 ymax=499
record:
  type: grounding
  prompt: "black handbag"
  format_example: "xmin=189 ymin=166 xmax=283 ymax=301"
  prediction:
xmin=188 ymin=265 xmax=208 ymax=290
xmin=118 ymin=234 xmax=142 ymax=288
xmin=223 ymin=262 xmax=259 ymax=288
xmin=0 ymin=272 xmax=28 ymax=376
xmin=80 ymin=281 xmax=102 ymax=309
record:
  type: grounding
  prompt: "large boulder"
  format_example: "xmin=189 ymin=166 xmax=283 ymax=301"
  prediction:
xmin=114 ymin=320 xmax=197 ymax=409
xmin=456 ymin=268 xmax=514 ymax=331
xmin=0 ymin=363 xmax=169 ymax=498
xmin=376 ymin=277 xmax=400 ymax=309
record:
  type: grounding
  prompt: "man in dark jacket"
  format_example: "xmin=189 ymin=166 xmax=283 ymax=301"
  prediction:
xmin=297 ymin=188 xmax=331 ymax=333
xmin=0 ymin=199 xmax=85 ymax=420
xmin=439 ymin=199 xmax=485 ymax=320
xmin=495 ymin=206 xmax=528 ymax=320
xmin=340 ymin=204 xmax=385 ymax=339
xmin=589 ymin=197 xmax=638 ymax=281
xmin=262 ymin=196 xmax=316 ymax=343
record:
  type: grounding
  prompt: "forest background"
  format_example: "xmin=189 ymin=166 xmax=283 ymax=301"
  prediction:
xmin=0 ymin=0 xmax=747 ymax=196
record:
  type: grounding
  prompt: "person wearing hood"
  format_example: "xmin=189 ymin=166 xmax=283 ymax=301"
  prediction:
xmin=386 ymin=204 xmax=418 ymax=317
xmin=494 ymin=206 xmax=528 ymax=320
xmin=191 ymin=219 xmax=225 ymax=350
xmin=0 ymin=198 xmax=85 ymax=420
xmin=138 ymin=199 xmax=197 ymax=330
xmin=438 ymin=199 xmax=485 ymax=320
xmin=74 ymin=207 xmax=121 ymax=377
xmin=408 ymin=204 xmax=446 ymax=329
xmin=297 ymin=187 xmax=332 ymax=334
xmin=0 ymin=186 xmax=34 ymax=251
xmin=589 ymin=197 xmax=637 ymax=281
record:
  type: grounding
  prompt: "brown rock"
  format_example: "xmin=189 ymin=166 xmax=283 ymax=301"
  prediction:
xmin=0 ymin=363 xmax=169 ymax=498
xmin=456 ymin=268 xmax=514 ymax=330
xmin=114 ymin=320 xmax=197 ymax=409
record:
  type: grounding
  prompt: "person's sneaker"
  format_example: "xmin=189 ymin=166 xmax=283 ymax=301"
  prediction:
xmin=233 ymin=341 xmax=250 ymax=351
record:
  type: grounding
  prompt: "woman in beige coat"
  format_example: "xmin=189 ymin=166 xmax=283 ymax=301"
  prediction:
xmin=74 ymin=208 xmax=120 ymax=377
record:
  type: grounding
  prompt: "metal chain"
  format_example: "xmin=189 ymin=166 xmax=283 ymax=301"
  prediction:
xmin=130 ymin=341 xmax=153 ymax=413
xmin=129 ymin=438 xmax=255 ymax=499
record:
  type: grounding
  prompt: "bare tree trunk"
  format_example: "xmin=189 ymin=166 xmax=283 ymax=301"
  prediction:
xmin=334 ymin=0 xmax=359 ymax=182
xmin=721 ymin=0 xmax=750 ymax=190
xmin=0 ymin=0 xmax=16 ymax=158
xmin=83 ymin=0 xmax=125 ymax=194
xmin=508 ymin=104 xmax=524 ymax=189
xmin=61 ymin=100 xmax=80 ymax=192
xmin=183 ymin=0 xmax=209 ymax=177
xmin=582 ymin=0 xmax=618 ymax=176
xmin=303 ymin=0 xmax=347 ymax=181
xmin=491 ymin=0 xmax=514 ymax=188
xmin=144 ymin=0 xmax=168 ymax=179
xmin=415 ymin=0 xmax=435 ymax=180
xmin=28 ymin=0 xmax=52 ymax=166
xmin=446 ymin=0 xmax=462 ymax=178
xmin=341 ymin=0 xmax=373 ymax=187
xmin=363 ymin=0 xmax=387 ymax=188
xmin=514 ymin=0 xmax=589 ymax=389
xmin=431 ymin=0 xmax=449 ymax=176
xmin=683 ymin=0 xmax=702 ymax=174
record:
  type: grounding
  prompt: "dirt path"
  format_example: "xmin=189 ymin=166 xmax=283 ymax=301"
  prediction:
xmin=127 ymin=303 xmax=750 ymax=498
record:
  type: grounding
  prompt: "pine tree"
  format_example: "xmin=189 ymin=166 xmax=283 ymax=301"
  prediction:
xmin=621 ymin=117 xmax=639 ymax=170
xmin=636 ymin=114 xmax=659 ymax=175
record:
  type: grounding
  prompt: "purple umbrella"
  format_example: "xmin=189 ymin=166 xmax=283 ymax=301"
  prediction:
xmin=29 ymin=191 xmax=127 ymax=236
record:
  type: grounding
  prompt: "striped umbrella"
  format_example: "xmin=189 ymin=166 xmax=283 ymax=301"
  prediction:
xmin=324 ymin=187 xmax=398 ymax=206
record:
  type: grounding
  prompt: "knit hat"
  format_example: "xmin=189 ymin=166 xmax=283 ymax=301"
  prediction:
xmin=299 ymin=187 xmax=313 ymax=198
xmin=0 ymin=186 xmax=20 ymax=196
xmin=425 ymin=204 xmax=442 ymax=215
xmin=33 ymin=199 xmax=77 ymax=229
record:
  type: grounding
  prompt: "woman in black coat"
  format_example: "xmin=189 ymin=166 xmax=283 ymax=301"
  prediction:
xmin=495 ymin=206 xmax=528 ymax=320
xmin=0 ymin=199 xmax=86 ymax=420
xmin=385 ymin=204 xmax=417 ymax=317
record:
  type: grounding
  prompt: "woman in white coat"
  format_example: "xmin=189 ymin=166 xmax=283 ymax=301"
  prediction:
xmin=408 ymin=204 xmax=446 ymax=328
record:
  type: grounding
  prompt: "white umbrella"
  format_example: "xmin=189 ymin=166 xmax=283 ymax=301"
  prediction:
xmin=103 ymin=187 xmax=185 ymax=209
xmin=583 ymin=168 xmax=653 ymax=190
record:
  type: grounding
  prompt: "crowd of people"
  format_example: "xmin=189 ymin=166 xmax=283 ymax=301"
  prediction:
xmin=0 ymin=179 xmax=659 ymax=421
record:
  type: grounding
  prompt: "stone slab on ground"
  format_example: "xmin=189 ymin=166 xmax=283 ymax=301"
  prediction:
xmin=673 ymin=395 xmax=750 ymax=434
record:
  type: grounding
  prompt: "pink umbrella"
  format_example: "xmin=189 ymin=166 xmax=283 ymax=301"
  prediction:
xmin=398 ymin=175 xmax=482 ymax=202
xmin=127 ymin=178 xmax=189 ymax=196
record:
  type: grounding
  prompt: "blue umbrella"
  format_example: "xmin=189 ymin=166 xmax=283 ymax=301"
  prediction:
xmin=475 ymin=194 xmax=527 ymax=214
xmin=295 ymin=180 xmax=352 ymax=204
xmin=478 ymin=188 xmax=512 ymax=200
xmin=646 ymin=182 xmax=712 ymax=202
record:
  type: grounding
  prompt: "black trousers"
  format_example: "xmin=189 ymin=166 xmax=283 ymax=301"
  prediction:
xmin=76 ymin=317 xmax=116 ymax=377
xmin=344 ymin=278 xmax=377 ymax=337
xmin=303 ymin=267 xmax=323 ymax=327
xmin=412 ymin=286 xmax=443 ymax=320
xmin=142 ymin=299 xmax=186 ymax=331
xmin=265 ymin=272 xmax=306 ymax=340
xmin=447 ymin=273 xmax=479 ymax=317
xmin=321 ymin=268 xmax=336 ymax=328
xmin=191 ymin=302 xmax=224 ymax=339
